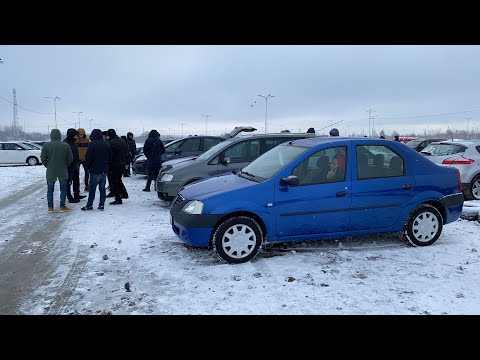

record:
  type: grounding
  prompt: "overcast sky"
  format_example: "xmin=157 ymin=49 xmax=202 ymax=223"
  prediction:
xmin=1 ymin=45 xmax=480 ymax=138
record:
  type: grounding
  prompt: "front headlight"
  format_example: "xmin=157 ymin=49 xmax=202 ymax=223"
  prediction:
xmin=161 ymin=173 xmax=174 ymax=182
xmin=182 ymin=200 xmax=204 ymax=215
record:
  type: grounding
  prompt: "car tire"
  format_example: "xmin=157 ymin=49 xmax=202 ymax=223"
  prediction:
xmin=465 ymin=175 xmax=480 ymax=201
xmin=212 ymin=216 xmax=263 ymax=264
xmin=26 ymin=156 xmax=39 ymax=166
xmin=403 ymin=204 xmax=443 ymax=247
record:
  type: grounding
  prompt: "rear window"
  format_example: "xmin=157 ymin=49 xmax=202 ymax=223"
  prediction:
xmin=421 ymin=143 xmax=467 ymax=156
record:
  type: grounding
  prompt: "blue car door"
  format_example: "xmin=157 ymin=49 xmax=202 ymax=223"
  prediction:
xmin=274 ymin=144 xmax=352 ymax=238
xmin=350 ymin=141 xmax=417 ymax=230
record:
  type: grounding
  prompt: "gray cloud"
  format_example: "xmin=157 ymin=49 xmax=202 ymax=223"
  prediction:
xmin=1 ymin=45 xmax=480 ymax=137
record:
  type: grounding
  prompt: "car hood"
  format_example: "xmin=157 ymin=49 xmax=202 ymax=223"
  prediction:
xmin=179 ymin=173 xmax=256 ymax=200
xmin=162 ymin=156 xmax=196 ymax=167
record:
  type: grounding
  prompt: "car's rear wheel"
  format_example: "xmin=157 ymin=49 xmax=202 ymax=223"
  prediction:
xmin=466 ymin=175 xmax=480 ymax=201
xmin=404 ymin=204 xmax=443 ymax=247
xmin=27 ymin=156 xmax=39 ymax=166
xmin=212 ymin=216 xmax=263 ymax=264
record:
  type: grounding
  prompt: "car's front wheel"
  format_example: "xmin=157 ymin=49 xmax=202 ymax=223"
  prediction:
xmin=26 ymin=156 xmax=39 ymax=166
xmin=212 ymin=216 xmax=263 ymax=264
xmin=404 ymin=204 xmax=443 ymax=246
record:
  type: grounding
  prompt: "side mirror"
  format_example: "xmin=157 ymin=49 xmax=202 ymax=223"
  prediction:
xmin=174 ymin=149 xmax=182 ymax=156
xmin=280 ymin=175 xmax=299 ymax=186
xmin=220 ymin=157 xmax=231 ymax=165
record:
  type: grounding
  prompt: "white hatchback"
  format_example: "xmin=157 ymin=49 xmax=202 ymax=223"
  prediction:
xmin=0 ymin=141 xmax=42 ymax=165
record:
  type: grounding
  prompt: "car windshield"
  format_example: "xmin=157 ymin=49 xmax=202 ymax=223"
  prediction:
xmin=421 ymin=143 xmax=466 ymax=156
xmin=196 ymin=139 xmax=233 ymax=161
xmin=240 ymin=144 xmax=308 ymax=181
xmin=405 ymin=140 xmax=423 ymax=149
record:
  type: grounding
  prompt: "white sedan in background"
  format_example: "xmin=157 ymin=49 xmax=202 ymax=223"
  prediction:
xmin=0 ymin=141 xmax=42 ymax=165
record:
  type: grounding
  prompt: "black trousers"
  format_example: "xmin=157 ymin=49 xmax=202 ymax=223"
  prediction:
xmin=145 ymin=167 xmax=160 ymax=190
xmin=67 ymin=163 xmax=80 ymax=200
xmin=109 ymin=164 xmax=127 ymax=201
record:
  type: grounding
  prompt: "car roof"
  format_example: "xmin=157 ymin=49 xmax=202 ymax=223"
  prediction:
xmin=224 ymin=132 xmax=315 ymax=143
xmin=428 ymin=140 xmax=480 ymax=147
xmin=288 ymin=136 xmax=398 ymax=148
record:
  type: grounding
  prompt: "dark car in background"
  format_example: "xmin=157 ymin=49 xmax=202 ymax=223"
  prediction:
xmin=132 ymin=127 xmax=256 ymax=175
xmin=156 ymin=132 xmax=315 ymax=201
xmin=405 ymin=138 xmax=447 ymax=152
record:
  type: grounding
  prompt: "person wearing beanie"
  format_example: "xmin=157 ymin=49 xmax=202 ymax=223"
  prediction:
xmin=76 ymin=128 xmax=91 ymax=192
xmin=63 ymin=128 xmax=86 ymax=203
xmin=106 ymin=128 xmax=128 ymax=205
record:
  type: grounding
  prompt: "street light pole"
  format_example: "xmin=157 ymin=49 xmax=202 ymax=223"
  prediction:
xmin=179 ymin=123 xmax=185 ymax=137
xmin=201 ymin=114 xmax=212 ymax=135
xmin=257 ymin=94 xmax=275 ymax=134
xmin=73 ymin=111 xmax=83 ymax=129
xmin=45 ymin=96 xmax=61 ymax=129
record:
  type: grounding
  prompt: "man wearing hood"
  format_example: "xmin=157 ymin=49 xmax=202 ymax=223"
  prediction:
xmin=142 ymin=129 xmax=165 ymax=191
xmin=126 ymin=132 xmax=136 ymax=176
xmin=106 ymin=128 xmax=128 ymax=205
xmin=76 ymin=128 xmax=91 ymax=192
xmin=81 ymin=129 xmax=111 ymax=211
xmin=63 ymin=128 xmax=86 ymax=203
xmin=40 ymin=129 xmax=74 ymax=213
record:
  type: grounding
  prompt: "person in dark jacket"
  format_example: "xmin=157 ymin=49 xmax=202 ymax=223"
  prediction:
xmin=106 ymin=129 xmax=128 ymax=204
xmin=126 ymin=132 xmax=136 ymax=175
xmin=121 ymin=135 xmax=131 ymax=177
xmin=40 ymin=129 xmax=74 ymax=213
xmin=142 ymin=129 xmax=165 ymax=191
xmin=63 ymin=128 xmax=86 ymax=203
xmin=81 ymin=129 xmax=112 ymax=211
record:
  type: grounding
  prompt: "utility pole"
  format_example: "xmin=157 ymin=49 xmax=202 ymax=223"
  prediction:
xmin=179 ymin=123 xmax=185 ymax=137
xmin=12 ymin=88 xmax=19 ymax=140
xmin=88 ymin=119 xmax=93 ymax=133
xmin=73 ymin=111 xmax=83 ymax=129
xmin=466 ymin=116 xmax=471 ymax=139
xmin=257 ymin=94 xmax=275 ymax=134
xmin=201 ymin=114 xmax=212 ymax=135
xmin=364 ymin=108 xmax=376 ymax=137
xmin=45 ymin=96 xmax=61 ymax=129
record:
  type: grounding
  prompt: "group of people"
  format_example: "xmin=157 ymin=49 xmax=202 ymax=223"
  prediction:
xmin=40 ymin=128 xmax=161 ymax=213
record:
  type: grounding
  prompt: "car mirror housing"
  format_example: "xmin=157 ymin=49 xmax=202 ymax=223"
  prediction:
xmin=220 ymin=157 xmax=231 ymax=165
xmin=280 ymin=175 xmax=299 ymax=186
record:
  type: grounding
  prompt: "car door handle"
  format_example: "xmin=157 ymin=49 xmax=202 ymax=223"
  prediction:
xmin=402 ymin=184 xmax=413 ymax=190
xmin=336 ymin=191 xmax=347 ymax=197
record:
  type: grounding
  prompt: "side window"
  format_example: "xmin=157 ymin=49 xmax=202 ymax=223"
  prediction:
xmin=165 ymin=140 xmax=184 ymax=153
xmin=0 ymin=144 xmax=4 ymax=150
xmin=204 ymin=138 xmax=222 ymax=151
xmin=223 ymin=141 xmax=247 ymax=163
xmin=180 ymin=138 xmax=200 ymax=152
xmin=292 ymin=146 xmax=347 ymax=186
xmin=356 ymin=145 xmax=404 ymax=180
xmin=4 ymin=143 xmax=21 ymax=150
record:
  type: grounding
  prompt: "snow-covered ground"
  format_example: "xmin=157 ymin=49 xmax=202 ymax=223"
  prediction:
xmin=0 ymin=165 xmax=479 ymax=315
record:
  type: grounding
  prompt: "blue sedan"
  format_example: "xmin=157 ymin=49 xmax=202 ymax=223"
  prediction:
xmin=170 ymin=137 xmax=464 ymax=264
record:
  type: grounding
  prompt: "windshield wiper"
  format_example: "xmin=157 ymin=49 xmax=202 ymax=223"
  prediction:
xmin=241 ymin=170 xmax=256 ymax=178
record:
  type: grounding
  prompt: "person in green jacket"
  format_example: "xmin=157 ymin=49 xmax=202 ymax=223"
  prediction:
xmin=41 ymin=129 xmax=74 ymax=213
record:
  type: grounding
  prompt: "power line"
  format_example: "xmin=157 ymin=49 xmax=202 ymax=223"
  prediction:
xmin=0 ymin=95 xmax=53 ymax=115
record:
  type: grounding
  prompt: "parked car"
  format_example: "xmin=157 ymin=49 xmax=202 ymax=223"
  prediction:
xmin=0 ymin=141 xmax=42 ymax=165
xmin=405 ymin=138 xmax=447 ymax=152
xmin=421 ymin=140 xmax=480 ymax=200
xmin=170 ymin=137 xmax=463 ymax=264
xmin=133 ymin=127 xmax=256 ymax=175
xmin=157 ymin=132 xmax=315 ymax=201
